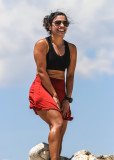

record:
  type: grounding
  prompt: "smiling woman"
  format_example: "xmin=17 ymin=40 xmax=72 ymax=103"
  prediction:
xmin=43 ymin=11 xmax=70 ymax=35
xmin=28 ymin=11 xmax=77 ymax=160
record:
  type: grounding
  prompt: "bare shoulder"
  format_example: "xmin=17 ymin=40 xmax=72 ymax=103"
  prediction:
xmin=35 ymin=38 xmax=48 ymax=47
xmin=67 ymin=42 xmax=77 ymax=56
xmin=34 ymin=38 xmax=49 ymax=54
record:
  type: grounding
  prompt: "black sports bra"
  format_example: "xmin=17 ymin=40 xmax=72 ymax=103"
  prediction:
xmin=46 ymin=36 xmax=70 ymax=71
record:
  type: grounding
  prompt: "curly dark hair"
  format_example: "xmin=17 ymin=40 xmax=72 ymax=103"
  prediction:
xmin=43 ymin=11 xmax=70 ymax=34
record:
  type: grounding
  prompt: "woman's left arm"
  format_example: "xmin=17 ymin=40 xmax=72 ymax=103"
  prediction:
xmin=62 ymin=43 xmax=77 ymax=117
xmin=66 ymin=44 xmax=77 ymax=97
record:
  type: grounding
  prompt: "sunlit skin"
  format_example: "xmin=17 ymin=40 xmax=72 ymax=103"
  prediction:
xmin=34 ymin=15 xmax=77 ymax=160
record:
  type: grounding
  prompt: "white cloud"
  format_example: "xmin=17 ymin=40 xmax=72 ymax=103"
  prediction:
xmin=0 ymin=0 xmax=45 ymax=54
xmin=77 ymin=49 xmax=114 ymax=77
xmin=48 ymin=0 xmax=76 ymax=10
xmin=0 ymin=0 xmax=46 ymax=86
xmin=0 ymin=0 xmax=114 ymax=86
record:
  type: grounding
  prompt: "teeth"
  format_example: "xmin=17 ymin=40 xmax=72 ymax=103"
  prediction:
xmin=58 ymin=29 xmax=65 ymax=32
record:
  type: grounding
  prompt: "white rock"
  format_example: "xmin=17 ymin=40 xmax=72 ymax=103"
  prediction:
xmin=29 ymin=143 xmax=114 ymax=160
xmin=74 ymin=150 xmax=91 ymax=156
xmin=29 ymin=143 xmax=49 ymax=160
xmin=89 ymin=155 xmax=98 ymax=160
xmin=71 ymin=155 xmax=89 ymax=160
xmin=104 ymin=155 xmax=114 ymax=160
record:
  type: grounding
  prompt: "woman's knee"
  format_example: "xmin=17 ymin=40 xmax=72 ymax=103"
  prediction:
xmin=38 ymin=109 xmax=64 ymax=131
xmin=51 ymin=117 xmax=64 ymax=131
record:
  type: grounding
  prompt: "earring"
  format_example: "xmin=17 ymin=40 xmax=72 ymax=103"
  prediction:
xmin=49 ymin=24 xmax=51 ymax=30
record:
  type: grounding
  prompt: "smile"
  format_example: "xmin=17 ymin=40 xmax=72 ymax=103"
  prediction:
xmin=57 ymin=29 xmax=65 ymax=32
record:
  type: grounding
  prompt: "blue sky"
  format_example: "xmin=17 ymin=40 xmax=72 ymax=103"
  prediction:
xmin=0 ymin=0 xmax=114 ymax=160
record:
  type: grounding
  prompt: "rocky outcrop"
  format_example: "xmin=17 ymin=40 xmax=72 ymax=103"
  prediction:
xmin=29 ymin=143 xmax=50 ymax=160
xmin=29 ymin=142 xmax=114 ymax=160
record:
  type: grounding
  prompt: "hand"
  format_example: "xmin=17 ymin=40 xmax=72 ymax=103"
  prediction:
xmin=53 ymin=95 xmax=61 ymax=110
xmin=61 ymin=100 xmax=69 ymax=118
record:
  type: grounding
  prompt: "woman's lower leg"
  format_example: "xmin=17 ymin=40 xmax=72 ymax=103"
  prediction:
xmin=59 ymin=120 xmax=68 ymax=155
xmin=36 ymin=110 xmax=64 ymax=160
xmin=48 ymin=124 xmax=63 ymax=160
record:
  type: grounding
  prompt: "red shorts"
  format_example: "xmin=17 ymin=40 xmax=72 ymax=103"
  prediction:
xmin=29 ymin=75 xmax=73 ymax=121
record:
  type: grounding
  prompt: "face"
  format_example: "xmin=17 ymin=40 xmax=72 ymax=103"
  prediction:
xmin=49 ymin=15 xmax=69 ymax=36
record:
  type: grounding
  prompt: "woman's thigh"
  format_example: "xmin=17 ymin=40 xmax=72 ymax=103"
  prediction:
xmin=36 ymin=109 xmax=63 ymax=126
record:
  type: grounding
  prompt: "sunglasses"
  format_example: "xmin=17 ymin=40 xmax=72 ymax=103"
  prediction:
xmin=53 ymin=20 xmax=69 ymax=27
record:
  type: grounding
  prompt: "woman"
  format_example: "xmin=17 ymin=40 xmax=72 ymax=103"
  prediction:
xmin=29 ymin=11 xmax=77 ymax=160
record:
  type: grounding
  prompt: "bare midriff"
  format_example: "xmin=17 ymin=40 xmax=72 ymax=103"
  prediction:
xmin=36 ymin=70 xmax=65 ymax=80
xmin=47 ymin=69 xmax=65 ymax=80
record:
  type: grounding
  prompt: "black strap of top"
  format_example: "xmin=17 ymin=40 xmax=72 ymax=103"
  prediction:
xmin=46 ymin=36 xmax=70 ymax=55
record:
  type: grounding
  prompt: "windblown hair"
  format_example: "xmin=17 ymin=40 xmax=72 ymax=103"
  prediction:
xmin=43 ymin=11 xmax=70 ymax=34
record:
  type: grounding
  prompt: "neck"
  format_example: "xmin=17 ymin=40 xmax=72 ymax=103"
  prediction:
xmin=50 ymin=35 xmax=64 ymax=46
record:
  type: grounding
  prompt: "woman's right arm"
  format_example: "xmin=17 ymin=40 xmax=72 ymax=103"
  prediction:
xmin=34 ymin=39 xmax=61 ymax=109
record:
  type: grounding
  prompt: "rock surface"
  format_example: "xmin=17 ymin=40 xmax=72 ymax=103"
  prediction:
xmin=29 ymin=142 xmax=114 ymax=160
